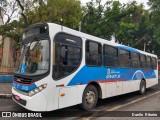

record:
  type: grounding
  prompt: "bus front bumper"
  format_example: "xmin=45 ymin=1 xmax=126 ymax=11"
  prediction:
xmin=12 ymin=87 xmax=47 ymax=111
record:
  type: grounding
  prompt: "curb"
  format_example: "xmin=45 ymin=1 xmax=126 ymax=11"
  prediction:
xmin=0 ymin=94 xmax=12 ymax=98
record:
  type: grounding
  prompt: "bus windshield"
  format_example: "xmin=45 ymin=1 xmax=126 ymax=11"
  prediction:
xmin=15 ymin=40 xmax=49 ymax=76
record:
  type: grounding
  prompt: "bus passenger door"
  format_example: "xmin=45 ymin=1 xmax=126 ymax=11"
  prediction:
xmin=58 ymin=86 xmax=78 ymax=109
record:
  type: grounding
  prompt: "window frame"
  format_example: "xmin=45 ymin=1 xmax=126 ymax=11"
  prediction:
xmin=151 ymin=57 xmax=157 ymax=70
xmin=119 ymin=49 xmax=131 ymax=68
xmin=140 ymin=54 xmax=147 ymax=69
xmin=132 ymin=52 xmax=140 ymax=68
xmin=85 ymin=40 xmax=102 ymax=67
xmin=53 ymin=32 xmax=82 ymax=80
xmin=146 ymin=56 xmax=151 ymax=69
xmin=103 ymin=44 xmax=119 ymax=68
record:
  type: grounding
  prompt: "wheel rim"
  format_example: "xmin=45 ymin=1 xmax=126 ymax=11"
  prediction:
xmin=86 ymin=90 xmax=95 ymax=105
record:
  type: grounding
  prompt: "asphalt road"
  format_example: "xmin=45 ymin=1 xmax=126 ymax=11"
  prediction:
xmin=0 ymin=79 xmax=160 ymax=120
xmin=90 ymin=86 xmax=160 ymax=120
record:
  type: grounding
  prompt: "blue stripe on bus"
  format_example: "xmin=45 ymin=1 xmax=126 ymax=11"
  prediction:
xmin=117 ymin=46 xmax=140 ymax=53
xmin=67 ymin=66 xmax=156 ymax=86
xmin=67 ymin=46 xmax=151 ymax=86
xmin=13 ymin=81 xmax=37 ymax=92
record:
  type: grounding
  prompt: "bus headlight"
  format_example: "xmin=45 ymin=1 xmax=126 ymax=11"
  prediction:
xmin=28 ymin=84 xmax=47 ymax=97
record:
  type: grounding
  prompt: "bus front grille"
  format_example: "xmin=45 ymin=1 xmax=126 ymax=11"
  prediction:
xmin=14 ymin=77 xmax=33 ymax=84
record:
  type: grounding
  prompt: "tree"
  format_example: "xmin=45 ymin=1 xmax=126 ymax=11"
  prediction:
xmin=82 ymin=0 xmax=127 ymax=40
xmin=103 ymin=0 xmax=123 ymax=39
xmin=0 ymin=0 xmax=19 ymax=39
xmin=0 ymin=0 xmax=18 ymax=25
xmin=81 ymin=0 xmax=105 ymax=38
xmin=16 ymin=0 xmax=83 ymax=30
xmin=115 ymin=2 xmax=149 ymax=47
xmin=82 ymin=0 xmax=157 ymax=53
xmin=0 ymin=0 xmax=159 ymax=57
xmin=0 ymin=0 xmax=83 ymax=45
xmin=0 ymin=0 xmax=20 ymax=66
xmin=147 ymin=0 xmax=160 ymax=56
xmin=46 ymin=0 xmax=83 ymax=29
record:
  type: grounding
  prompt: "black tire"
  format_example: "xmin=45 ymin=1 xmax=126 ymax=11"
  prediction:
xmin=139 ymin=80 xmax=146 ymax=95
xmin=81 ymin=85 xmax=98 ymax=111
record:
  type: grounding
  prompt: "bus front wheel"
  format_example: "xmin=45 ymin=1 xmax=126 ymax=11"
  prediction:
xmin=81 ymin=85 xmax=98 ymax=111
xmin=139 ymin=80 xmax=146 ymax=95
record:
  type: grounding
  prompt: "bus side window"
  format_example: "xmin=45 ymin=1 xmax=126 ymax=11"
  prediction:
xmin=53 ymin=43 xmax=81 ymax=79
xmin=132 ymin=52 xmax=140 ymax=68
xmin=120 ymin=49 xmax=131 ymax=68
xmin=140 ymin=54 xmax=146 ymax=68
xmin=86 ymin=40 xmax=102 ymax=66
xmin=103 ymin=45 xmax=118 ymax=67
xmin=151 ymin=57 xmax=157 ymax=70
xmin=146 ymin=56 xmax=151 ymax=69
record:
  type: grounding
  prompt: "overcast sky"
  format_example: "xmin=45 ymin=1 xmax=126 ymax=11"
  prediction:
xmin=81 ymin=0 xmax=149 ymax=9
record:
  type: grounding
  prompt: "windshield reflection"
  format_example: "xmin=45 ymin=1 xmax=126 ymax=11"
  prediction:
xmin=15 ymin=40 xmax=49 ymax=76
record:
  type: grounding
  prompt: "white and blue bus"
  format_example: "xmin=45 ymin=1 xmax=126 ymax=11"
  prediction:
xmin=12 ymin=23 xmax=158 ymax=111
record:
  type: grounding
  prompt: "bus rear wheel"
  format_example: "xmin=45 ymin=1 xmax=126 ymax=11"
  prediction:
xmin=81 ymin=85 xmax=98 ymax=111
xmin=139 ymin=80 xmax=146 ymax=95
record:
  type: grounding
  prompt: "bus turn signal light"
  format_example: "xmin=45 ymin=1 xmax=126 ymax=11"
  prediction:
xmin=61 ymin=93 xmax=65 ymax=97
xmin=28 ymin=84 xmax=47 ymax=97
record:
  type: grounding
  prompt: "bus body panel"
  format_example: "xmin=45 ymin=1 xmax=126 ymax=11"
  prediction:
xmin=146 ymin=78 xmax=158 ymax=88
xmin=59 ymin=86 xmax=78 ymax=109
xmin=99 ymin=83 xmax=106 ymax=99
xmin=67 ymin=67 xmax=157 ymax=86
xmin=12 ymin=87 xmax=47 ymax=111
xmin=116 ymin=81 xmax=123 ymax=95
xmin=105 ymin=82 xmax=117 ymax=97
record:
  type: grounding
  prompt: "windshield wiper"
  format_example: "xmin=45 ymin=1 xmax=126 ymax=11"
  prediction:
xmin=20 ymin=38 xmax=38 ymax=65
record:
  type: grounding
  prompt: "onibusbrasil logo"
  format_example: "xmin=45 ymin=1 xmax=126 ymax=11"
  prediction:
xmin=2 ymin=112 xmax=42 ymax=118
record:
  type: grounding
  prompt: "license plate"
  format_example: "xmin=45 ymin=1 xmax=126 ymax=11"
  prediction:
xmin=15 ymin=95 xmax=20 ymax=101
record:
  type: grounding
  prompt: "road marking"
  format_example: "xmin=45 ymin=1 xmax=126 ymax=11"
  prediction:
xmin=107 ymin=91 xmax=160 ymax=111
xmin=81 ymin=91 xmax=160 ymax=120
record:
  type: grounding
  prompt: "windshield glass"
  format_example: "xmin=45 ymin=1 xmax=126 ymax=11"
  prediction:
xmin=15 ymin=40 xmax=49 ymax=76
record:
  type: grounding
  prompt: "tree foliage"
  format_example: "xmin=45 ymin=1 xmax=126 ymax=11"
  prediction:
xmin=82 ymin=0 xmax=160 ymax=55
xmin=0 ymin=0 xmax=160 ymax=56
xmin=81 ymin=0 xmax=105 ymax=38
xmin=16 ymin=0 xmax=83 ymax=29
xmin=0 ymin=0 xmax=83 ymax=42
xmin=148 ymin=0 xmax=160 ymax=55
